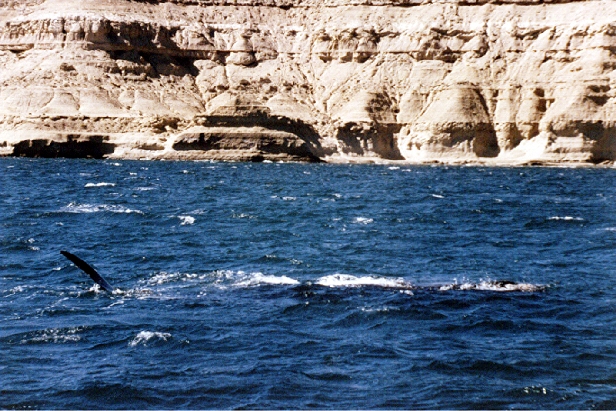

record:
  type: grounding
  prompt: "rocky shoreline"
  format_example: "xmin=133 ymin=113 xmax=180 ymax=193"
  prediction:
xmin=1 ymin=0 xmax=615 ymax=165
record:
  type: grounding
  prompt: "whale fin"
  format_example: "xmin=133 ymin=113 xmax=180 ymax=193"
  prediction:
xmin=60 ymin=250 xmax=115 ymax=293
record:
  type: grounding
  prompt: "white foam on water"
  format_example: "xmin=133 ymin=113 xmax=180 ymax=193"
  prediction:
xmin=234 ymin=272 xmax=300 ymax=287
xmin=10 ymin=285 xmax=27 ymax=293
xmin=147 ymin=272 xmax=208 ymax=286
xmin=63 ymin=202 xmax=143 ymax=214
xmin=178 ymin=215 xmax=195 ymax=225
xmin=548 ymin=216 xmax=584 ymax=221
xmin=353 ymin=217 xmax=374 ymax=224
xmin=270 ymin=195 xmax=297 ymax=201
xmin=361 ymin=305 xmax=399 ymax=313
xmin=523 ymin=386 xmax=550 ymax=395
xmin=232 ymin=212 xmax=255 ymax=219
xmin=86 ymin=283 xmax=107 ymax=294
xmin=22 ymin=327 xmax=84 ymax=344
xmin=208 ymin=270 xmax=300 ymax=288
xmin=129 ymin=331 xmax=172 ymax=347
xmin=27 ymin=238 xmax=40 ymax=251
xmin=84 ymin=182 xmax=116 ymax=188
xmin=388 ymin=166 xmax=400 ymax=170
xmin=431 ymin=194 xmax=445 ymax=199
xmin=438 ymin=281 xmax=543 ymax=292
xmin=316 ymin=274 xmax=413 ymax=289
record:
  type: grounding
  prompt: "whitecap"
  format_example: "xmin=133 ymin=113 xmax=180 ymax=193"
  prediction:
xmin=63 ymin=202 xmax=143 ymax=214
xmin=232 ymin=212 xmax=255 ymax=219
xmin=431 ymin=194 xmax=445 ymax=199
xmin=439 ymin=280 xmax=543 ymax=292
xmin=209 ymin=270 xmax=299 ymax=288
xmin=388 ymin=166 xmax=400 ymax=170
xmin=84 ymin=182 xmax=116 ymax=188
xmin=548 ymin=216 xmax=584 ymax=221
xmin=6 ymin=285 xmax=33 ymax=297
xmin=178 ymin=215 xmax=195 ymax=225
xmin=316 ymin=274 xmax=412 ymax=289
xmin=147 ymin=271 xmax=208 ymax=286
xmin=129 ymin=331 xmax=171 ymax=347
xmin=234 ymin=272 xmax=300 ymax=287
xmin=22 ymin=327 xmax=84 ymax=344
xmin=353 ymin=217 xmax=374 ymax=224
xmin=523 ymin=386 xmax=549 ymax=395
xmin=361 ymin=306 xmax=399 ymax=313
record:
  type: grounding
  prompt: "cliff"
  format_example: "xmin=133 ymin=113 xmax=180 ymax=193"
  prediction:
xmin=1 ymin=0 xmax=615 ymax=164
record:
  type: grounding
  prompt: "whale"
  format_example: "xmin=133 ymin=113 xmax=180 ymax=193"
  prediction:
xmin=60 ymin=250 xmax=115 ymax=293
xmin=60 ymin=250 xmax=538 ymax=294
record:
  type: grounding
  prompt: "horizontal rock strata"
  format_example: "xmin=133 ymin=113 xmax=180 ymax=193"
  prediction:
xmin=1 ymin=0 xmax=615 ymax=164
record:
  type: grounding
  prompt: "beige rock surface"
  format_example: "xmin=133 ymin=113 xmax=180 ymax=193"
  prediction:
xmin=1 ymin=0 xmax=615 ymax=164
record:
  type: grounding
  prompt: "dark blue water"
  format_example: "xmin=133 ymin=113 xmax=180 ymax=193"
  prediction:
xmin=2 ymin=158 xmax=615 ymax=409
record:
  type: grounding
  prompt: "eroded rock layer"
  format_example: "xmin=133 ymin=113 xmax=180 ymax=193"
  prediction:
xmin=1 ymin=0 xmax=615 ymax=164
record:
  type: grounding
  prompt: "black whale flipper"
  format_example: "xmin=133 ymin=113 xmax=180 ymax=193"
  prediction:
xmin=60 ymin=250 xmax=115 ymax=293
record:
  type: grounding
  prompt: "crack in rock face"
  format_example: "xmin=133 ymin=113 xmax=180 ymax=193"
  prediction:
xmin=0 ymin=0 xmax=615 ymax=165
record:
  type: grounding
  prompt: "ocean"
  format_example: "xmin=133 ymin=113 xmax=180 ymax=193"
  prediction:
xmin=1 ymin=158 xmax=615 ymax=409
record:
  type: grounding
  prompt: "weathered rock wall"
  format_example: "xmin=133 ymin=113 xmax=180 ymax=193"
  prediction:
xmin=1 ymin=0 xmax=615 ymax=164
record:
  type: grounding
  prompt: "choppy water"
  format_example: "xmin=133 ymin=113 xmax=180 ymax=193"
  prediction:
xmin=1 ymin=158 xmax=616 ymax=409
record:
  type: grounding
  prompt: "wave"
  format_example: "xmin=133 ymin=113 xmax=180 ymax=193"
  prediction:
xmin=313 ymin=275 xmax=542 ymax=293
xmin=62 ymin=202 xmax=143 ymax=214
xmin=315 ymin=274 xmax=413 ymax=289
xmin=145 ymin=270 xmax=299 ymax=289
xmin=234 ymin=272 xmax=300 ymax=287
xmin=438 ymin=280 xmax=544 ymax=292
xmin=110 ymin=269 xmax=545 ymax=297
xmin=525 ymin=216 xmax=585 ymax=228
xmin=84 ymin=182 xmax=116 ymax=188
xmin=129 ymin=331 xmax=171 ymax=347
xmin=146 ymin=271 xmax=209 ymax=286
xmin=178 ymin=215 xmax=195 ymax=225
xmin=232 ymin=212 xmax=256 ymax=219
xmin=8 ymin=326 xmax=87 ymax=345
xmin=211 ymin=270 xmax=300 ymax=288
xmin=548 ymin=216 xmax=584 ymax=222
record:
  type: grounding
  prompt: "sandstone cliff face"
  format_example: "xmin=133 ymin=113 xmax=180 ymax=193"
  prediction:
xmin=1 ymin=0 xmax=615 ymax=164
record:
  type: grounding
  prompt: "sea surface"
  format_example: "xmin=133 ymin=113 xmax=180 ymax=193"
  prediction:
xmin=1 ymin=158 xmax=615 ymax=409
